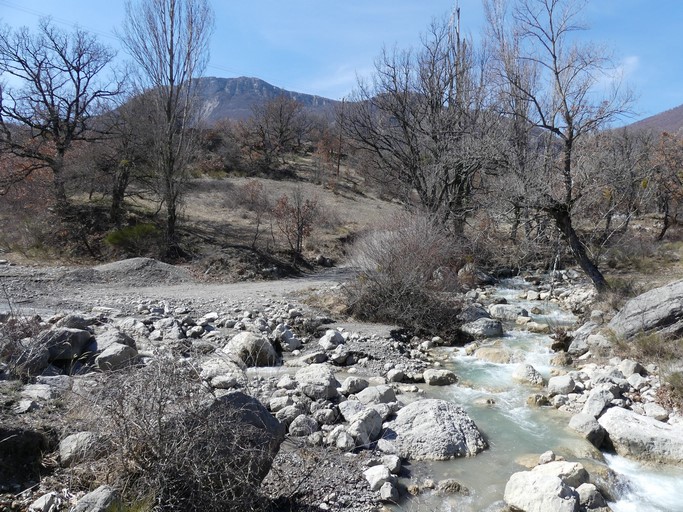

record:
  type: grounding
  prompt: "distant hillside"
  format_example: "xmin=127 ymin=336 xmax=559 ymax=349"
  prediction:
xmin=628 ymin=104 xmax=683 ymax=134
xmin=195 ymin=76 xmax=339 ymax=124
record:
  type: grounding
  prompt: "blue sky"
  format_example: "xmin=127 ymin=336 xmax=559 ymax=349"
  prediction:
xmin=0 ymin=0 xmax=681 ymax=122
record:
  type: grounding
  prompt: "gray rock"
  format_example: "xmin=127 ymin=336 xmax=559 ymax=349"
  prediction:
xmin=609 ymin=279 xmax=683 ymax=339
xmin=379 ymin=481 xmax=399 ymax=502
xmin=504 ymin=471 xmax=579 ymax=512
xmin=295 ymin=364 xmax=340 ymax=400
xmin=319 ymin=329 xmax=345 ymax=350
xmin=598 ymin=407 xmax=683 ymax=464
xmin=223 ymin=332 xmax=278 ymax=367
xmin=289 ymin=415 xmax=319 ymax=437
xmin=567 ymin=321 xmax=599 ymax=356
xmin=382 ymin=454 xmax=402 ymax=475
xmin=576 ymin=483 xmax=607 ymax=509
xmin=59 ymin=431 xmax=100 ymax=467
xmin=512 ymin=364 xmax=545 ymax=386
xmin=347 ymin=408 xmax=382 ymax=447
xmin=338 ymin=399 xmax=365 ymax=422
xmin=29 ymin=492 xmax=59 ymax=512
xmin=386 ymin=369 xmax=405 ymax=383
xmin=200 ymin=357 xmax=246 ymax=389
xmin=72 ymin=485 xmax=120 ymax=512
xmin=618 ymin=359 xmax=644 ymax=377
xmin=275 ymin=403 xmax=307 ymax=427
xmin=364 ymin=465 xmax=393 ymax=491
xmin=461 ymin=318 xmax=503 ymax=339
xmin=568 ymin=413 xmax=606 ymax=447
xmin=643 ymin=402 xmax=669 ymax=421
xmin=89 ymin=328 xmax=136 ymax=354
xmin=95 ymin=343 xmax=137 ymax=371
xmin=423 ymin=369 xmax=458 ymax=386
xmin=37 ymin=328 xmax=92 ymax=361
xmin=378 ymin=399 xmax=487 ymax=460
xmin=355 ymin=385 xmax=396 ymax=405
xmin=531 ymin=460 xmax=589 ymax=488
xmin=581 ymin=387 xmax=614 ymax=418
xmin=488 ymin=304 xmax=529 ymax=320
xmin=547 ymin=375 xmax=575 ymax=396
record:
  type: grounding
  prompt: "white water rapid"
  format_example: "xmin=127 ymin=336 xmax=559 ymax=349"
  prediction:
xmin=394 ymin=280 xmax=683 ymax=511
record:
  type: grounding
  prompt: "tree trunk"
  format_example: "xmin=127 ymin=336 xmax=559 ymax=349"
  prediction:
xmin=547 ymin=203 xmax=609 ymax=293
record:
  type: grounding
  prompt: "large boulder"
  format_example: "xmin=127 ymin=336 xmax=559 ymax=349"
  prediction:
xmin=199 ymin=356 xmax=247 ymax=389
xmin=531 ymin=461 xmax=589 ymax=488
xmin=295 ymin=364 xmax=340 ymax=399
xmin=59 ymin=431 xmax=101 ymax=467
xmin=488 ymin=304 xmax=529 ymax=321
xmin=598 ymin=407 xmax=683 ymax=464
xmin=36 ymin=328 xmax=92 ymax=361
xmin=504 ymin=471 xmax=579 ymax=512
xmin=609 ymin=279 xmax=683 ymax=339
xmin=223 ymin=332 xmax=278 ymax=367
xmin=95 ymin=343 xmax=138 ymax=371
xmin=378 ymin=399 xmax=487 ymax=460
xmin=461 ymin=318 xmax=503 ymax=339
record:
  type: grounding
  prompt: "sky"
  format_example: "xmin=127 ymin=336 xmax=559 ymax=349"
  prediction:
xmin=0 ymin=0 xmax=681 ymax=122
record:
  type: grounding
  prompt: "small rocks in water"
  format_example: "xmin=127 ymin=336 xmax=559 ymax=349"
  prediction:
xmin=538 ymin=450 xmax=556 ymax=464
xmin=423 ymin=368 xmax=458 ymax=386
xmin=379 ymin=481 xmax=399 ymax=502
xmin=512 ymin=364 xmax=544 ymax=386
xmin=363 ymin=465 xmax=393 ymax=491
xmin=527 ymin=394 xmax=550 ymax=407
xmin=437 ymin=479 xmax=468 ymax=494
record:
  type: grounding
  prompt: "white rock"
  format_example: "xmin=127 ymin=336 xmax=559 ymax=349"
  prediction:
xmin=504 ymin=471 xmax=579 ymax=512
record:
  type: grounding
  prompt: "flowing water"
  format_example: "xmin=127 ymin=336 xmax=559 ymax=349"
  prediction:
xmin=394 ymin=280 xmax=683 ymax=511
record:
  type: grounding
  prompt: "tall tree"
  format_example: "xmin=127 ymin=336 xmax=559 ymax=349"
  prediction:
xmin=0 ymin=19 xmax=121 ymax=208
xmin=121 ymin=0 xmax=214 ymax=257
xmin=486 ymin=0 xmax=633 ymax=291
xmin=344 ymin=13 xmax=495 ymax=234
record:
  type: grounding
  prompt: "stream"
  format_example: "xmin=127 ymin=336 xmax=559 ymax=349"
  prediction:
xmin=394 ymin=279 xmax=683 ymax=511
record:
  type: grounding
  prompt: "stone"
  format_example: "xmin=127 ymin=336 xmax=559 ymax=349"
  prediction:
xmin=364 ymin=465 xmax=393 ymax=491
xmin=275 ymin=403 xmax=307 ymax=427
xmin=60 ymin=431 xmax=100 ymax=467
xmin=539 ymin=450 xmax=556 ymax=464
xmin=200 ymin=356 xmax=246 ymax=388
xmin=474 ymin=346 xmax=514 ymax=364
xmin=95 ymin=343 xmax=137 ymax=371
xmin=618 ymin=359 xmax=644 ymax=377
xmin=512 ymin=364 xmax=545 ymax=386
xmin=295 ymin=364 xmax=340 ymax=399
xmin=71 ymin=485 xmax=120 ymax=512
xmin=355 ymin=385 xmax=396 ymax=405
xmin=223 ymin=332 xmax=278 ymax=367
xmin=437 ymin=479 xmax=467 ymax=494
xmin=547 ymin=375 xmax=575 ymax=396
xmin=461 ymin=318 xmax=503 ymax=339
xmin=609 ymin=279 xmax=683 ymax=339
xmin=347 ymin=408 xmax=383 ymax=447
xmin=319 ymin=329 xmax=345 ymax=350
xmin=338 ymin=400 xmax=365 ymax=422
xmin=527 ymin=322 xmax=551 ymax=334
xmin=37 ymin=327 xmax=92 ymax=361
xmin=423 ymin=369 xmax=458 ymax=386
xmin=598 ymin=407 xmax=683 ymax=464
xmin=581 ymin=387 xmax=614 ymax=418
xmin=386 ymin=369 xmax=405 ymax=383
xmin=382 ymin=454 xmax=402 ymax=475
xmin=569 ymin=413 xmax=606 ymax=447
xmin=289 ymin=415 xmax=319 ymax=437
xmin=643 ymin=402 xmax=669 ymax=421
xmin=88 ymin=328 xmax=136 ymax=353
xmin=488 ymin=304 xmax=529 ymax=321
xmin=336 ymin=431 xmax=356 ymax=452
xmin=29 ymin=492 xmax=60 ymax=512
xmin=379 ymin=481 xmax=399 ymax=502
xmin=576 ymin=483 xmax=607 ymax=509
xmin=378 ymin=399 xmax=487 ymax=460
xmin=567 ymin=321 xmax=599 ymax=357
xmin=504 ymin=471 xmax=579 ymax=512
xmin=532 ymin=460 xmax=589 ymax=488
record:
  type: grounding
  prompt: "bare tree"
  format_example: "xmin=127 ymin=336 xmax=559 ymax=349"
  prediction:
xmin=121 ymin=0 xmax=214 ymax=257
xmin=486 ymin=0 xmax=633 ymax=291
xmin=344 ymin=13 xmax=496 ymax=234
xmin=238 ymin=95 xmax=311 ymax=169
xmin=0 ymin=19 xmax=121 ymax=209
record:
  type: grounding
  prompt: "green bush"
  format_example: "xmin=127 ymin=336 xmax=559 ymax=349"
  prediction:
xmin=104 ymin=224 xmax=162 ymax=256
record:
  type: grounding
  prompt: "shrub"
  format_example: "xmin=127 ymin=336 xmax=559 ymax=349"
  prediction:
xmin=104 ymin=223 xmax=162 ymax=257
xmin=0 ymin=295 xmax=44 ymax=380
xmin=272 ymin=187 xmax=318 ymax=261
xmin=80 ymin=359 xmax=283 ymax=511
xmin=344 ymin=212 xmax=464 ymax=340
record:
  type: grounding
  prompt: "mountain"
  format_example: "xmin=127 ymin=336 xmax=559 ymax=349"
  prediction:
xmin=628 ymin=104 xmax=683 ymax=134
xmin=194 ymin=76 xmax=339 ymax=124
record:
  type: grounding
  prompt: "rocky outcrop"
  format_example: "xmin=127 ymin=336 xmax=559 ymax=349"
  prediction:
xmin=598 ymin=407 xmax=683 ymax=464
xmin=609 ymin=279 xmax=683 ymax=339
xmin=378 ymin=399 xmax=487 ymax=460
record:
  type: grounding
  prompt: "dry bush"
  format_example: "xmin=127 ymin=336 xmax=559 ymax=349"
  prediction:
xmin=78 ymin=359 xmax=281 ymax=511
xmin=272 ymin=187 xmax=319 ymax=260
xmin=344 ymin=212 xmax=464 ymax=340
xmin=0 ymin=294 xmax=45 ymax=380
